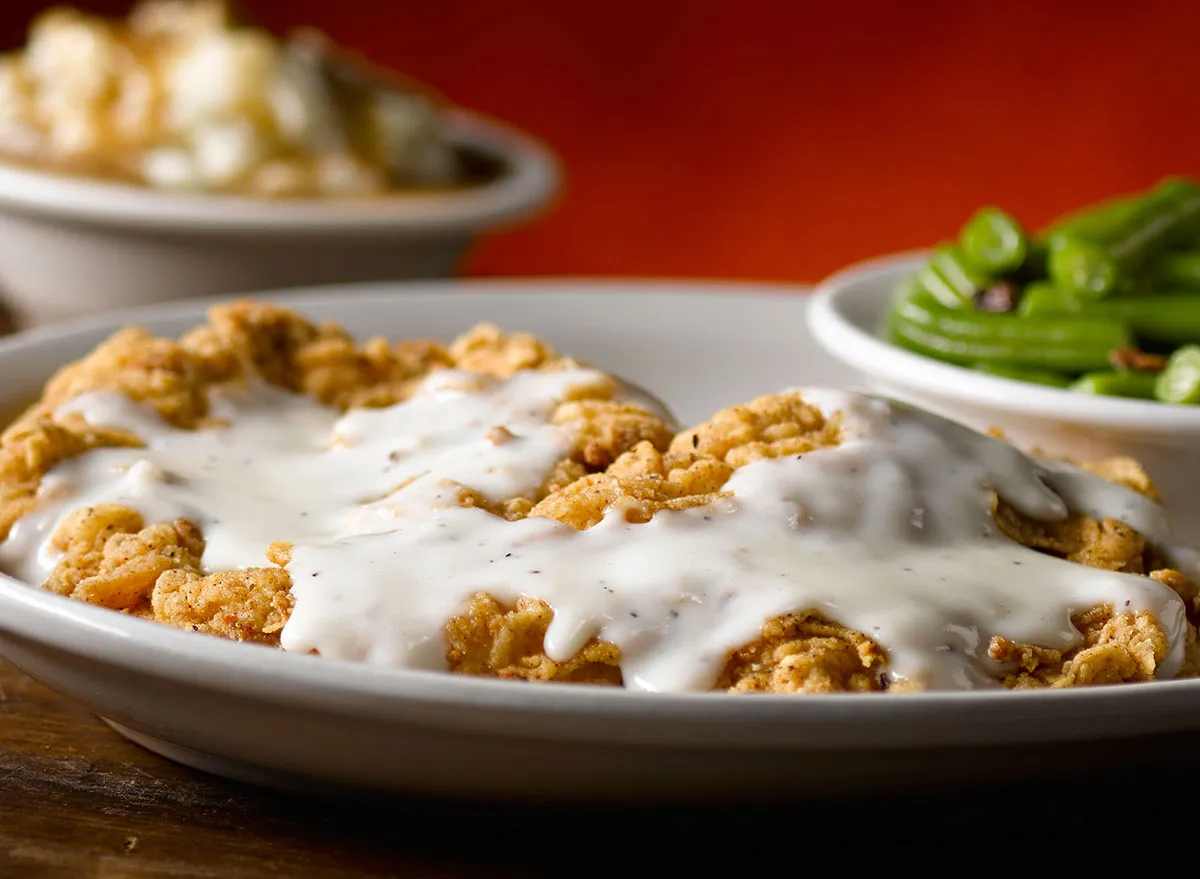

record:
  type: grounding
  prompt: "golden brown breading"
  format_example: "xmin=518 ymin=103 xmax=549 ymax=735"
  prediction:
xmin=1080 ymin=457 xmax=1162 ymax=502
xmin=1153 ymin=568 xmax=1200 ymax=620
xmin=151 ymin=567 xmax=293 ymax=644
xmin=716 ymin=612 xmax=887 ymax=693
xmin=43 ymin=505 xmax=203 ymax=611
xmin=1150 ymin=569 xmax=1200 ymax=678
xmin=294 ymin=335 xmax=454 ymax=411
xmin=552 ymin=399 xmax=676 ymax=471
xmin=530 ymin=440 xmax=731 ymax=530
xmin=178 ymin=300 xmax=328 ymax=388
xmin=445 ymin=593 xmax=623 ymax=685
xmin=993 ymin=607 xmax=1168 ymax=688
xmin=11 ymin=327 xmax=217 ymax=431
xmin=665 ymin=392 xmax=842 ymax=470
xmin=180 ymin=301 xmax=460 ymax=410
xmin=993 ymin=500 xmax=1149 ymax=574
xmin=458 ymin=391 xmax=678 ymax=521
xmin=447 ymin=323 xmax=560 ymax=377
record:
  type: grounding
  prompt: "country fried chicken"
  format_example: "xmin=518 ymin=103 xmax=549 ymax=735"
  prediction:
xmin=2 ymin=307 xmax=1195 ymax=695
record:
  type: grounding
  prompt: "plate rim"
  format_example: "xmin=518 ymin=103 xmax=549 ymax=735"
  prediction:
xmin=3 ymin=276 xmax=811 ymax=350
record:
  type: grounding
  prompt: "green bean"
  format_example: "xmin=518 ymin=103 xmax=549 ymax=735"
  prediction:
xmin=1151 ymin=251 xmax=1200 ymax=289
xmin=1010 ymin=238 xmax=1049 ymax=285
xmin=970 ymin=362 xmax=1072 ymax=387
xmin=1018 ymin=284 xmax=1200 ymax=346
xmin=1078 ymin=297 xmax=1200 ymax=346
xmin=1154 ymin=345 xmax=1200 ymax=404
xmin=887 ymin=290 xmax=1131 ymax=372
xmin=1070 ymin=371 xmax=1158 ymax=399
xmin=1047 ymin=236 xmax=1121 ymax=300
xmin=960 ymin=207 xmax=1028 ymax=274
xmin=891 ymin=271 xmax=924 ymax=304
xmin=1048 ymin=177 xmax=1200 ymax=300
xmin=1017 ymin=281 xmax=1076 ymax=318
xmin=916 ymin=244 xmax=991 ymax=308
xmin=1041 ymin=193 xmax=1144 ymax=241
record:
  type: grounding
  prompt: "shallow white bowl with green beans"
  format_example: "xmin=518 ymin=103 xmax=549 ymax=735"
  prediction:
xmin=808 ymin=250 xmax=1200 ymax=546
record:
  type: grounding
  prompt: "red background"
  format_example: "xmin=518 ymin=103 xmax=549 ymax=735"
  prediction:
xmin=4 ymin=1 xmax=1199 ymax=284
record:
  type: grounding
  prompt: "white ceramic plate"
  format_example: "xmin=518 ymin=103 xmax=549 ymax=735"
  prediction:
xmin=2 ymin=279 xmax=1200 ymax=804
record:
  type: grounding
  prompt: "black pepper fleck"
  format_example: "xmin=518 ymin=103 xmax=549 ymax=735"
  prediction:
xmin=692 ymin=434 xmax=699 ymax=448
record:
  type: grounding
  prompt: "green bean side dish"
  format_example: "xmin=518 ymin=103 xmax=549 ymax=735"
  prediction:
xmin=885 ymin=176 xmax=1200 ymax=405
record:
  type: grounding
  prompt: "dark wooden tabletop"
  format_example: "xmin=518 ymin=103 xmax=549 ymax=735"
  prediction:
xmin=4 ymin=652 xmax=1200 ymax=876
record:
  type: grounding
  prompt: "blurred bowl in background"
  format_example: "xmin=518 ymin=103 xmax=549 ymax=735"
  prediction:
xmin=807 ymin=251 xmax=1200 ymax=544
xmin=0 ymin=109 xmax=559 ymax=327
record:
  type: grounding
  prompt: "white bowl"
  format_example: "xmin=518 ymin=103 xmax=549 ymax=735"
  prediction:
xmin=0 ymin=109 xmax=559 ymax=327
xmin=807 ymin=251 xmax=1200 ymax=544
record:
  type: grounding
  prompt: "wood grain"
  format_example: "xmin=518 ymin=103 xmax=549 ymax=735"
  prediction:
xmin=3 ymin=654 xmax=1200 ymax=876
xmin=0 ymin=661 xmax=537 ymax=878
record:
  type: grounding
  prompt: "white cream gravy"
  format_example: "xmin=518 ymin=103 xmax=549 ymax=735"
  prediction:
xmin=0 ymin=373 xmax=1190 ymax=692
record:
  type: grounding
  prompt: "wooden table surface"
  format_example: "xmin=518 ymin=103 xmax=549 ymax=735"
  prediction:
xmin=4 ymin=651 xmax=1200 ymax=876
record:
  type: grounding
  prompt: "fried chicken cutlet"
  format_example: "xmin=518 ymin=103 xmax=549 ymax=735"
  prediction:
xmin=0 ymin=302 xmax=1195 ymax=694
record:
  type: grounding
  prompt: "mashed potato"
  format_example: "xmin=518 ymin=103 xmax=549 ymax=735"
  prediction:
xmin=0 ymin=1 xmax=458 ymax=195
